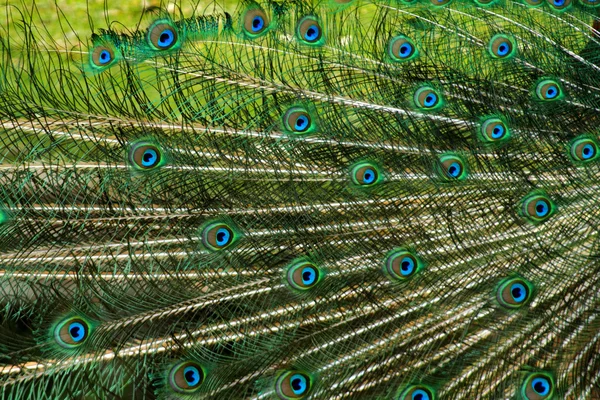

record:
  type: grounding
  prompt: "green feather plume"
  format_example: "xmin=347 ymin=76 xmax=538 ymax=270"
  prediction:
xmin=1 ymin=0 xmax=600 ymax=398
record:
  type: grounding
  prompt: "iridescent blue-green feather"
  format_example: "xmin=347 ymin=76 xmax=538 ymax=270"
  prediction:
xmin=1 ymin=0 xmax=600 ymax=399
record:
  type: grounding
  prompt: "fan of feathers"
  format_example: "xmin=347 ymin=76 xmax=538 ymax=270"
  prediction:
xmin=0 ymin=0 xmax=600 ymax=399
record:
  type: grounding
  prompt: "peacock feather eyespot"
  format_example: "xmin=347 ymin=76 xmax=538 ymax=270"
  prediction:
xmin=414 ymin=86 xmax=443 ymax=110
xmin=488 ymin=34 xmax=517 ymax=59
xmin=480 ymin=117 xmax=511 ymax=144
xmin=282 ymin=106 xmax=315 ymax=135
xmin=523 ymin=0 xmax=544 ymax=6
xmin=496 ymin=277 xmax=533 ymax=309
xmin=546 ymin=0 xmax=573 ymax=11
xmin=436 ymin=154 xmax=467 ymax=181
xmin=429 ymin=0 xmax=453 ymax=6
xmin=201 ymin=222 xmax=238 ymax=251
xmin=387 ymin=35 xmax=418 ymax=63
xmin=275 ymin=370 xmax=313 ymax=399
xmin=286 ymin=261 xmax=322 ymax=291
xmin=520 ymin=192 xmax=556 ymax=224
xmin=242 ymin=6 xmax=270 ymax=38
xmin=569 ymin=136 xmax=599 ymax=163
xmin=296 ymin=16 xmax=324 ymax=46
xmin=54 ymin=317 xmax=91 ymax=349
xmin=350 ymin=162 xmax=383 ymax=187
xmin=168 ymin=361 xmax=205 ymax=394
xmin=397 ymin=384 xmax=436 ymax=400
xmin=385 ymin=249 xmax=423 ymax=281
xmin=473 ymin=0 xmax=500 ymax=5
xmin=128 ymin=141 xmax=165 ymax=171
xmin=90 ymin=44 xmax=117 ymax=70
xmin=522 ymin=372 xmax=555 ymax=400
xmin=534 ymin=79 xmax=563 ymax=101
xmin=147 ymin=20 xmax=180 ymax=51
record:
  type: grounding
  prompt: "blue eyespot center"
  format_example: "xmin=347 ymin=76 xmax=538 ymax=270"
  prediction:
xmin=497 ymin=42 xmax=509 ymax=56
xmin=142 ymin=149 xmax=158 ymax=167
xmin=305 ymin=25 xmax=320 ymax=41
xmin=99 ymin=50 xmax=111 ymax=64
xmin=69 ymin=322 xmax=86 ymax=342
xmin=492 ymin=125 xmax=505 ymax=138
xmin=363 ymin=169 xmax=376 ymax=184
xmin=295 ymin=116 xmax=309 ymax=131
xmin=290 ymin=374 xmax=308 ymax=395
xmin=582 ymin=144 xmax=594 ymax=159
xmin=553 ymin=0 xmax=565 ymax=5
xmin=412 ymin=389 xmax=430 ymax=400
xmin=532 ymin=377 xmax=550 ymax=395
xmin=545 ymin=86 xmax=558 ymax=98
xmin=535 ymin=200 xmax=549 ymax=217
xmin=424 ymin=94 xmax=437 ymax=107
xmin=448 ymin=162 xmax=461 ymax=177
xmin=158 ymin=29 xmax=175 ymax=47
xmin=216 ymin=228 xmax=231 ymax=246
xmin=399 ymin=43 xmax=413 ymax=57
xmin=400 ymin=257 xmax=415 ymax=275
xmin=252 ymin=16 xmax=264 ymax=31
xmin=510 ymin=283 xmax=527 ymax=302
xmin=183 ymin=366 xmax=201 ymax=386
xmin=301 ymin=267 xmax=317 ymax=285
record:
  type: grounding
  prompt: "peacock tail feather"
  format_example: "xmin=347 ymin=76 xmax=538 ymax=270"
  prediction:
xmin=0 ymin=0 xmax=600 ymax=398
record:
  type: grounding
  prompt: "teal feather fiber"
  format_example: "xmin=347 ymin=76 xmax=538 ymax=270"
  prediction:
xmin=1 ymin=0 xmax=600 ymax=398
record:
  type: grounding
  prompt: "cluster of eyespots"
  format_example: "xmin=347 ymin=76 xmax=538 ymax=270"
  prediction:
xmin=488 ymin=34 xmax=517 ymax=59
xmin=276 ymin=371 xmax=313 ymax=399
xmin=520 ymin=192 xmax=555 ymax=224
xmin=54 ymin=317 xmax=90 ymax=349
xmin=385 ymin=249 xmax=423 ymax=281
xmin=283 ymin=106 xmax=315 ymax=135
xmin=387 ymin=35 xmax=418 ymax=62
xmin=570 ymin=136 xmax=599 ymax=163
xmin=547 ymin=0 xmax=572 ymax=10
xmin=535 ymin=79 xmax=563 ymax=101
xmin=128 ymin=141 xmax=165 ymax=171
xmin=350 ymin=162 xmax=382 ymax=187
xmin=147 ymin=20 xmax=179 ymax=51
xmin=480 ymin=117 xmax=511 ymax=144
xmin=296 ymin=16 xmax=323 ymax=46
xmin=286 ymin=261 xmax=322 ymax=290
xmin=243 ymin=7 xmax=270 ymax=38
xmin=414 ymin=86 xmax=443 ymax=110
xmin=496 ymin=277 xmax=533 ymax=309
xmin=436 ymin=154 xmax=467 ymax=181
xmin=169 ymin=361 xmax=205 ymax=394
xmin=397 ymin=385 xmax=436 ymax=400
xmin=201 ymin=222 xmax=237 ymax=251
xmin=522 ymin=373 xmax=554 ymax=400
